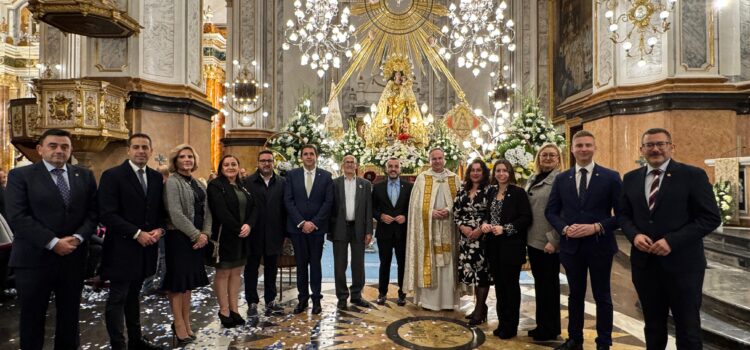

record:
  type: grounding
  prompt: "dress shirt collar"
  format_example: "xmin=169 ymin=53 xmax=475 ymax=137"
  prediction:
xmin=128 ymin=160 xmax=147 ymax=173
xmin=344 ymin=175 xmax=356 ymax=182
xmin=304 ymin=167 xmax=317 ymax=175
xmin=646 ymin=158 xmax=670 ymax=175
xmin=388 ymin=177 xmax=400 ymax=186
xmin=43 ymin=159 xmax=66 ymax=172
xmin=575 ymin=161 xmax=595 ymax=174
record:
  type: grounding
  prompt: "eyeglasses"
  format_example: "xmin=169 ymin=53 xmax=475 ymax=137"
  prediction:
xmin=641 ymin=142 xmax=671 ymax=149
xmin=258 ymin=159 xmax=273 ymax=163
xmin=539 ymin=153 xmax=558 ymax=159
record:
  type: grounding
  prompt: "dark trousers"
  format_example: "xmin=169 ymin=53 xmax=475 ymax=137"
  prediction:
xmin=376 ymin=234 xmax=406 ymax=298
xmin=560 ymin=251 xmax=614 ymax=347
xmin=332 ymin=224 xmax=365 ymax=301
xmin=528 ymin=246 xmax=561 ymax=337
xmin=632 ymin=259 xmax=704 ymax=350
xmin=244 ymin=253 xmax=279 ymax=304
xmin=490 ymin=262 xmax=523 ymax=333
xmin=15 ymin=266 xmax=84 ymax=350
xmin=290 ymin=234 xmax=324 ymax=303
xmin=105 ymin=279 xmax=145 ymax=349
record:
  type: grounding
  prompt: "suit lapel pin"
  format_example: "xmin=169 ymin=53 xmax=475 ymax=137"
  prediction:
xmin=667 ymin=173 xmax=672 ymax=177
xmin=358 ymin=184 xmax=363 ymax=188
xmin=75 ymin=173 xmax=80 ymax=177
xmin=595 ymin=173 xmax=599 ymax=176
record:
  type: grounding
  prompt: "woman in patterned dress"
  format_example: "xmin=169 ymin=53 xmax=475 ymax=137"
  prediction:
xmin=453 ymin=158 xmax=492 ymax=326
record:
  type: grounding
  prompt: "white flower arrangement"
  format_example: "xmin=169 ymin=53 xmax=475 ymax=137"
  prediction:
xmin=372 ymin=141 xmax=427 ymax=174
xmin=267 ymin=98 xmax=331 ymax=166
xmin=333 ymin=120 xmax=370 ymax=164
xmin=713 ymin=181 xmax=733 ymax=224
xmin=428 ymin=120 xmax=464 ymax=170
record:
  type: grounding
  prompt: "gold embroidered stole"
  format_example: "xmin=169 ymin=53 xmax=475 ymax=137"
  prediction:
xmin=420 ymin=174 xmax=458 ymax=288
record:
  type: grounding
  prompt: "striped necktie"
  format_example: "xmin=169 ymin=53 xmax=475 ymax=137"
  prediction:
xmin=648 ymin=169 xmax=662 ymax=211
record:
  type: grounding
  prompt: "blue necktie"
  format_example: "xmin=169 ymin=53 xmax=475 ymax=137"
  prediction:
xmin=51 ymin=168 xmax=71 ymax=207
xmin=389 ymin=181 xmax=399 ymax=206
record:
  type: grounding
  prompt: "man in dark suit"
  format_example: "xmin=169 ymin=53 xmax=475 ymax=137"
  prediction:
xmin=372 ymin=157 xmax=412 ymax=306
xmin=5 ymin=128 xmax=97 ymax=350
xmin=245 ymin=150 xmax=287 ymax=317
xmin=330 ymin=155 xmax=373 ymax=310
xmin=545 ymin=130 xmax=622 ymax=350
xmin=284 ymin=144 xmax=334 ymax=315
xmin=620 ymin=128 xmax=720 ymax=350
xmin=99 ymin=133 xmax=165 ymax=350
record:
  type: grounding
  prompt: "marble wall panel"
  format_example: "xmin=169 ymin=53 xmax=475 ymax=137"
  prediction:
xmin=611 ymin=112 xmax=670 ymax=174
xmin=187 ymin=0 xmax=203 ymax=88
xmin=681 ymin=0 xmax=708 ymax=69
xmin=187 ymin=117 xmax=212 ymax=179
xmin=521 ymin=0 xmax=531 ymax=92
xmin=44 ymin=25 xmax=62 ymax=67
xmin=741 ymin=0 xmax=750 ymax=80
xmin=239 ymin=0 xmax=255 ymax=64
xmin=595 ymin=2 xmax=613 ymax=88
xmin=143 ymin=0 xmax=175 ymax=77
xmin=670 ymin=110 xmax=735 ymax=181
xmin=537 ymin=0 xmax=550 ymax=114
xmin=274 ymin=0 xmax=284 ymax=129
xmin=582 ymin=117 xmax=614 ymax=169
xmin=96 ymin=38 xmax=128 ymax=71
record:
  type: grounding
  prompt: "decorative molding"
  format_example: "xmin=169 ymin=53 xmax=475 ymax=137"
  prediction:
xmin=220 ymin=137 xmax=267 ymax=146
xmin=187 ymin=0 xmax=203 ymax=89
xmin=221 ymin=128 xmax=274 ymax=146
xmin=127 ymin=92 xmax=218 ymax=121
xmin=568 ymin=92 xmax=750 ymax=122
xmin=94 ymin=38 xmax=128 ymax=72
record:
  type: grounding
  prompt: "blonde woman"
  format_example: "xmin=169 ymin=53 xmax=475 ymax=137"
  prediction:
xmin=525 ymin=143 xmax=563 ymax=341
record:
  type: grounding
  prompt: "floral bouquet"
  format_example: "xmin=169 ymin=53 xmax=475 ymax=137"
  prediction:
xmin=713 ymin=181 xmax=733 ymax=225
xmin=333 ymin=120 xmax=370 ymax=165
xmin=428 ymin=120 xmax=464 ymax=171
xmin=493 ymin=95 xmax=566 ymax=183
xmin=267 ymin=99 xmax=331 ymax=167
xmin=371 ymin=141 xmax=427 ymax=174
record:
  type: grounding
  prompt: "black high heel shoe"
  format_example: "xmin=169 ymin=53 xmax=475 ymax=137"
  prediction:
xmin=229 ymin=310 xmax=246 ymax=325
xmin=171 ymin=323 xmax=196 ymax=341
xmin=170 ymin=323 xmax=194 ymax=348
xmin=218 ymin=311 xmax=236 ymax=328
xmin=468 ymin=304 xmax=488 ymax=326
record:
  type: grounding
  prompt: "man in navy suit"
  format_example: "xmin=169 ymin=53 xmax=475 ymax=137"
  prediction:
xmin=620 ymin=128 xmax=720 ymax=350
xmin=372 ymin=158 xmax=412 ymax=306
xmin=6 ymin=129 xmax=98 ymax=350
xmin=284 ymin=144 xmax=334 ymax=315
xmin=545 ymin=130 xmax=622 ymax=350
xmin=99 ymin=134 xmax=165 ymax=350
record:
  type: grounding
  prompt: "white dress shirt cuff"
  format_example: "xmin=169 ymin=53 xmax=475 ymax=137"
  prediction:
xmin=133 ymin=229 xmax=142 ymax=239
xmin=46 ymin=237 xmax=60 ymax=250
xmin=73 ymin=234 xmax=84 ymax=243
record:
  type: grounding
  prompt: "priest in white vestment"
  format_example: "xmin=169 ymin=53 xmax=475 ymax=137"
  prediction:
xmin=404 ymin=148 xmax=461 ymax=310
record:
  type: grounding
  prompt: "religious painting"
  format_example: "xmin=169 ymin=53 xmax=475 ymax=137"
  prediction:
xmin=552 ymin=0 xmax=593 ymax=112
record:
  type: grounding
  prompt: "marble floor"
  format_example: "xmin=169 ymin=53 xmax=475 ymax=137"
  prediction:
xmin=0 ymin=255 xmax=677 ymax=350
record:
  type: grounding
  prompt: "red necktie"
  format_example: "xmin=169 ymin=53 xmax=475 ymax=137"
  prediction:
xmin=648 ymin=169 xmax=662 ymax=211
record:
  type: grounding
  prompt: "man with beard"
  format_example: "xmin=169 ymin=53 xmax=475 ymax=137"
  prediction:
xmin=619 ymin=128 xmax=720 ymax=350
xmin=244 ymin=150 xmax=287 ymax=317
xmin=372 ymin=158 xmax=412 ymax=306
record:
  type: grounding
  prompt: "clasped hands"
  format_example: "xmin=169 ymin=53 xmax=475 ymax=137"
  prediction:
xmin=301 ymin=221 xmax=318 ymax=234
xmin=564 ymin=224 xmax=598 ymax=238
xmin=431 ymin=208 xmax=450 ymax=219
xmin=380 ymin=214 xmax=406 ymax=224
xmin=52 ymin=236 xmax=81 ymax=256
xmin=633 ymin=233 xmax=671 ymax=256
xmin=136 ymin=229 xmax=163 ymax=247
xmin=479 ymin=223 xmax=504 ymax=236
xmin=459 ymin=225 xmax=483 ymax=240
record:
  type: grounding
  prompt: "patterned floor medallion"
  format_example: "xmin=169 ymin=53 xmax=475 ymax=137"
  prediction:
xmin=387 ymin=316 xmax=484 ymax=349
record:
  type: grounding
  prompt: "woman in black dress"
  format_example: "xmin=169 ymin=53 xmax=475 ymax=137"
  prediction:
xmin=453 ymin=158 xmax=492 ymax=325
xmin=163 ymin=144 xmax=211 ymax=346
xmin=481 ymin=159 xmax=532 ymax=339
xmin=207 ymin=155 xmax=256 ymax=328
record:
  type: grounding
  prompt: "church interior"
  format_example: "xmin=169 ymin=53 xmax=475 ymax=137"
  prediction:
xmin=0 ymin=0 xmax=749 ymax=349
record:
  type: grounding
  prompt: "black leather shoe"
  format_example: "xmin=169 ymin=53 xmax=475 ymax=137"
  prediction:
xmin=128 ymin=337 xmax=163 ymax=350
xmin=246 ymin=303 xmax=258 ymax=317
xmin=265 ymin=301 xmax=285 ymax=316
xmin=312 ymin=302 xmax=322 ymax=315
xmin=527 ymin=328 xmax=538 ymax=337
xmin=376 ymin=295 xmax=386 ymax=305
xmin=337 ymin=299 xmax=348 ymax=310
xmin=229 ymin=310 xmax=246 ymax=325
xmin=533 ymin=333 xmax=559 ymax=342
xmin=293 ymin=302 xmax=308 ymax=314
xmin=351 ymin=299 xmax=371 ymax=308
xmin=596 ymin=345 xmax=610 ymax=350
xmin=492 ymin=328 xmax=517 ymax=339
xmin=218 ymin=311 xmax=236 ymax=328
xmin=554 ymin=339 xmax=583 ymax=350
xmin=396 ymin=295 xmax=406 ymax=306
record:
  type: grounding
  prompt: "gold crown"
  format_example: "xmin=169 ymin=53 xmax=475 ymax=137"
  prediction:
xmin=382 ymin=54 xmax=412 ymax=79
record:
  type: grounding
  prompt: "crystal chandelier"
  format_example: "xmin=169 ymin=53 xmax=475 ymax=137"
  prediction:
xmin=220 ymin=61 xmax=269 ymax=127
xmin=282 ymin=0 xmax=356 ymax=78
xmin=439 ymin=0 xmax=516 ymax=77
xmin=601 ymin=0 xmax=677 ymax=66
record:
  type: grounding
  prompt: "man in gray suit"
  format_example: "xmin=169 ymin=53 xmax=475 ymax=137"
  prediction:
xmin=330 ymin=154 xmax=373 ymax=310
